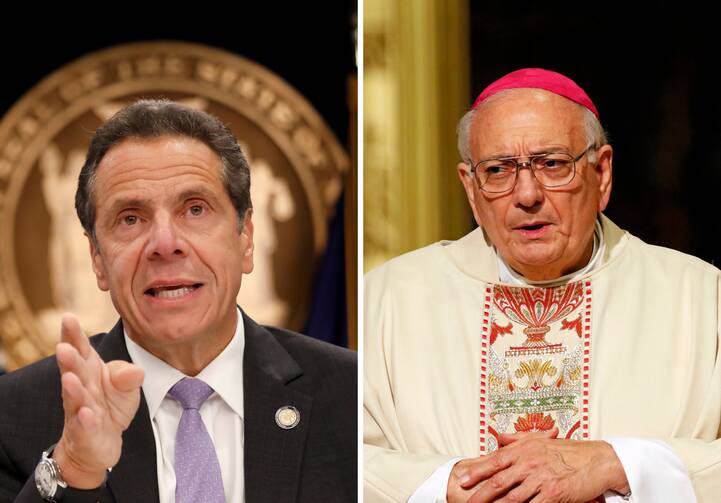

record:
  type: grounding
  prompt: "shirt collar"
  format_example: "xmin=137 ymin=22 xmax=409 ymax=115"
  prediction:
xmin=498 ymin=219 xmax=605 ymax=286
xmin=124 ymin=307 xmax=245 ymax=419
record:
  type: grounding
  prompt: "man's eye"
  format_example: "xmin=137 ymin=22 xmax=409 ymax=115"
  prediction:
xmin=189 ymin=205 xmax=204 ymax=216
xmin=484 ymin=163 xmax=513 ymax=175
xmin=122 ymin=215 xmax=138 ymax=225
xmin=537 ymin=156 xmax=571 ymax=170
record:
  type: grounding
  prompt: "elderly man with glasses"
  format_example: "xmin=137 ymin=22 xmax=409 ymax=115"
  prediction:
xmin=364 ymin=68 xmax=721 ymax=502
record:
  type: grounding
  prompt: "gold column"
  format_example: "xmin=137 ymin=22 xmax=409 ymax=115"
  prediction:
xmin=364 ymin=0 xmax=471 ymax=271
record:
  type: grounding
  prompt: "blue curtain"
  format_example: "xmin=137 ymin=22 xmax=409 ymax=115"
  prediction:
xmin=304 ymin=190 xmax=348 ymax=347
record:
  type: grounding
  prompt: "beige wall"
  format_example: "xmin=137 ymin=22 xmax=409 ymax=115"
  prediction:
xmin=364 ymin=0 xmax=473 ymax=271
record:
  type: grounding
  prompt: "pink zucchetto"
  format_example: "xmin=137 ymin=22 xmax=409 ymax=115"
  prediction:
xmin=472 ymin=68 xmax=599 ymax=118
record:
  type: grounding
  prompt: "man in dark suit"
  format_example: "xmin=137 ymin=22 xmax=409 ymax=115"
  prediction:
xmin=0 ymin=100 xmax=357 ymax=502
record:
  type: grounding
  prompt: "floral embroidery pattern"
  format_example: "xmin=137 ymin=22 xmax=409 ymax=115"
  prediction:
xmin=480 ymin=281 xmax=591 ymax=454
xmin=514 ymin=359 xmax=557 ymax=391
xmin=514 ymin=412 xmax=555 ymax=432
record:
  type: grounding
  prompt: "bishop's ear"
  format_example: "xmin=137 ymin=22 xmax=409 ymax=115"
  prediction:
xmin=457 ymin=162 xmax=484 ymax=227
xmin=594 ymin=144 xmax=614 ymax=212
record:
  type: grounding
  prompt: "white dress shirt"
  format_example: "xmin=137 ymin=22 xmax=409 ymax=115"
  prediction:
xmin=410 ymin=222 xmax=696 ymax=502
xmin=124 ymin=308 xmax=245 ymax=503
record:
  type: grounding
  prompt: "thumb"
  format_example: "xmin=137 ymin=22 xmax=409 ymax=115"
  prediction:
xmin=107 ymin=361 xmax=144 ymax=393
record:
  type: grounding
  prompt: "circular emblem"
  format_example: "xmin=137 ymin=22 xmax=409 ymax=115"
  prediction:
xmin=0 ymin=42 xmax=348 ymax=369
xmin=275 ymin=405 xmax=300 ymax=430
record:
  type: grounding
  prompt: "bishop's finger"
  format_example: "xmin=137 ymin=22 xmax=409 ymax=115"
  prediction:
xmin=488 ymin=475 xmax=541 ymax=503
xmin=466 ymin=461 xmax=531 ymax=503
xmin=458 ymin=451 xmax=514 ymax=488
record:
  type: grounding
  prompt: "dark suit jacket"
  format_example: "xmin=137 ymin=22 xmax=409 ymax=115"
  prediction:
xmin=0 ymin=313 xmax=357 ymax=502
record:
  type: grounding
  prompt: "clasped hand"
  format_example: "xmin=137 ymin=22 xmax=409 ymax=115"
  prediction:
xmin=447 ymin=428 xmax=629 ymax=503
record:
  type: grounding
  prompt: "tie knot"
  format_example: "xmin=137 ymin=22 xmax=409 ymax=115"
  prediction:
xmin=169 ymin=377 xmax=215 ymax=410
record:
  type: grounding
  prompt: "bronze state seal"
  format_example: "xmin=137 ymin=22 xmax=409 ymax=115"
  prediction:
xmin=0 ymin=41 xmax=348 ymax=369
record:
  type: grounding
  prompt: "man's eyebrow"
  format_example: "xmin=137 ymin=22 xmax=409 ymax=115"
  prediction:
xmin=177 ymin=187 xmax=221 ymax=203
xmin=106 ymin=197 xmax=148 ymax=216
xmin=529 ymin=146 xmax=568 ymax=155
xmin=481 ymin=146 xmax=570 ymax=160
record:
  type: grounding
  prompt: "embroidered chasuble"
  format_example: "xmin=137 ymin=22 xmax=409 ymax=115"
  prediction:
xmin=481 ymin=281 xmax=591 ymax=454
xmin=364 ymin=215 xmax=721 ymax=503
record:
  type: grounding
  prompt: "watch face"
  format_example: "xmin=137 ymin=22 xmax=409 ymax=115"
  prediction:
xmin=35 ymin=459 xmax=56 ymax=497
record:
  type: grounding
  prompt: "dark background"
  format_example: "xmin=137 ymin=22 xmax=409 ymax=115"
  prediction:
xmin=0 ymin=4 xmax=356 ymax=147
xmin=469 ymin=5 xmax=720 ymax=266
xmin=0 ymin=5 xmax=357 ymax=358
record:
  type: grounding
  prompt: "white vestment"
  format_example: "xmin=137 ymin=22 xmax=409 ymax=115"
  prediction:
xmin=364 ymin=215 xmax=721 ymax=502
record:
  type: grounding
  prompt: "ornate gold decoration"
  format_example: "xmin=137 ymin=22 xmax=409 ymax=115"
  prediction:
xmin=514 ymin=359 xmax=558 ymax=392
xmin=0 ymin=42 xmax=348 ymax=369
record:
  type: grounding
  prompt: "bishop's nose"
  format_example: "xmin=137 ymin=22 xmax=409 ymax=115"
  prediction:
xmin=512 ymin=166 xmax=545 ymax=209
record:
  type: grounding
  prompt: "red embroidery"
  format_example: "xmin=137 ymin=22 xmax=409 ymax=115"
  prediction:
xmin=490 ymin=321 xmax=512 ymax=345
xmin=514 ymin=412 xmax=556 ymax=432
xmin=479 ymin=285 xmax=493 ymax=454
xmin=495 ymin=283 xmax=584 ymax=341
xmin=582 ymin=281 xmax=592 ymax=439
xmin=566 ymin=420 xmax=581 ymax=439
xmin=561 ymin=314 xmax=582 ymax=338
xmin=482 ymin=281 xmax=592 ymax=454
xmin=495 ymin=283 xmax=584 ymax=357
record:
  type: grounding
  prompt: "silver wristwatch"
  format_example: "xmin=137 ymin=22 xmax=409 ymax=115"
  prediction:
xmin=34 ymin=447 xmax=67 ymax=501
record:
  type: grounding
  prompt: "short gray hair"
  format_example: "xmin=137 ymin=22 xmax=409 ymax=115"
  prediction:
xmin=456 ymin=88 xmax=608 ymax=164
xmin=75 ymin=99 xmax=252 ymax=241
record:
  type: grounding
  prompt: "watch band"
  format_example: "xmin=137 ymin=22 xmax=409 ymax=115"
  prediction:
xmin=52 ymin=485 xmax=104 ymax=503
xmin=35 ymin=444 xmax=107 ymax=502
xmin=35 ymin=446 xmax=66 ymax=502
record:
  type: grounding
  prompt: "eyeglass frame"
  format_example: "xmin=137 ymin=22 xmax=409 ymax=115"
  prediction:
xmin=468 ymin=144 xmax=597 ymax=193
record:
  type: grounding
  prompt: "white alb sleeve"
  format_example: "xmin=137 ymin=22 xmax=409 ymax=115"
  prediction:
xmin=408 ymin=457 xmax=464 ymax=503
xmin=603 ymin=437 xmax=696 ymax=502
xmin=410 ymin=438 xmax=695 ymax=502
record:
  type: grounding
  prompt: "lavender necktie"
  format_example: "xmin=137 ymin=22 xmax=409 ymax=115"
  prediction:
xmin=169 ymin=377 xmax=226 ymax=503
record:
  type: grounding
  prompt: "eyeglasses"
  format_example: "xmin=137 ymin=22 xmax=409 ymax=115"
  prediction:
xmin=469 ymin=144 xmax=596 ymax=193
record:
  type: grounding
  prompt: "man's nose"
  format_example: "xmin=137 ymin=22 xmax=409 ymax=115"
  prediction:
xmin=147 ymin=213 xmax=187 ymax=259
xmin=512 ymin=164 xmax=544 ymax=208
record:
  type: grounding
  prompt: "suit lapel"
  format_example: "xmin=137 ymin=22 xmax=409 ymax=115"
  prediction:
xmin=95 ymin=322 xmax=159 ymax=503
xmin=92 ymin=315 xmax=309 ymax=502
xmin=243 ymin=314 xmax=312 ymax=503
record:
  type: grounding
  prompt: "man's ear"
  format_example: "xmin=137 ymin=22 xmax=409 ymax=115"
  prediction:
xmin=87 ymin=233 xmax=110 ymax=291
xmin=594 ymin=144 xmax=613 ymax=212
xmin=240 ymin=209 xmax=254 ymax=274
xmin=457 ymin=162 xmax=483 ymax=226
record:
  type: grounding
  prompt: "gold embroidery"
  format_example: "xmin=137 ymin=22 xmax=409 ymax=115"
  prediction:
xmin=514 ymin=359 xmax=557 ymax=391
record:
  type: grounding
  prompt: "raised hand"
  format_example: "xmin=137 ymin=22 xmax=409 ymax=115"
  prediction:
xmin=52 ymin=313 xmax=144 ymax=488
